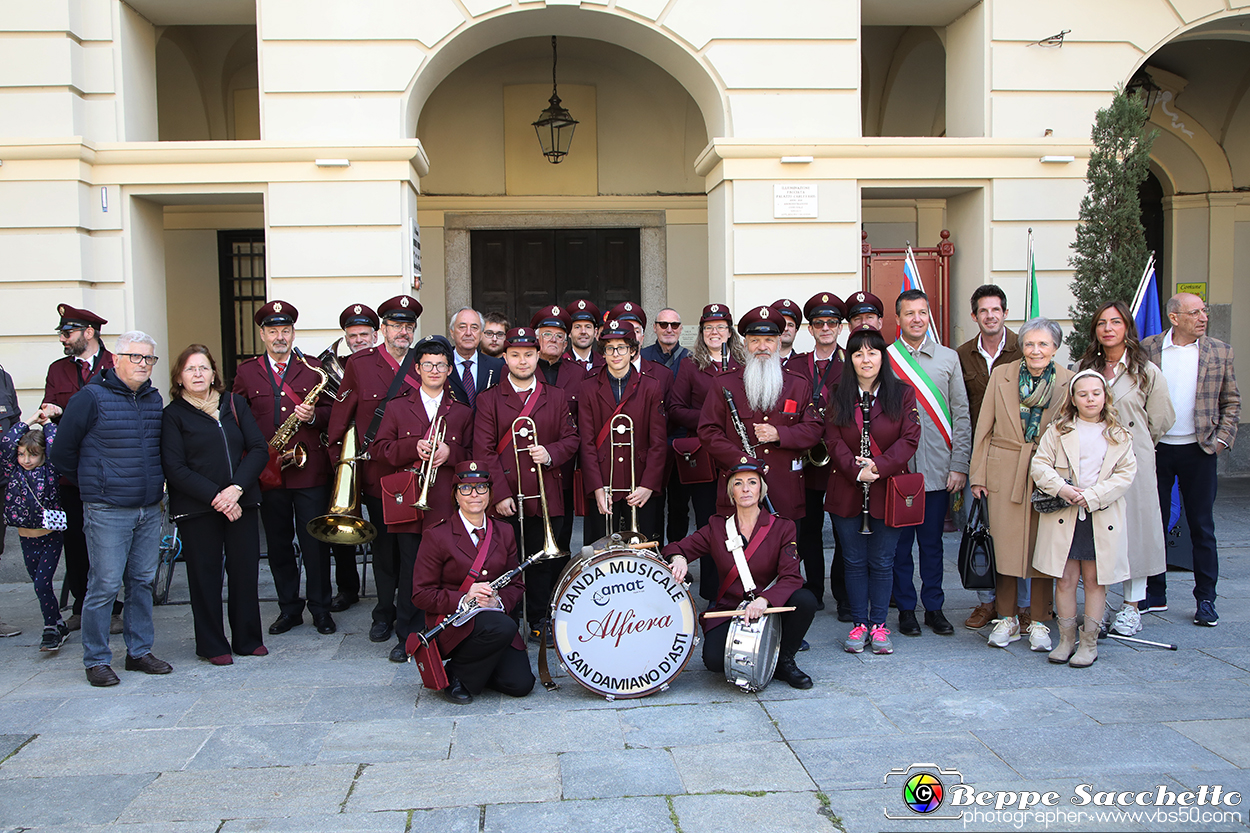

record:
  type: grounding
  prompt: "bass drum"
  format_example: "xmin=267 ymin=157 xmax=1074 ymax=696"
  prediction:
xmin=552 ymin=547 xmax=699 ymax=699
xmin=724 ymin=606 xmax=781 ymax=692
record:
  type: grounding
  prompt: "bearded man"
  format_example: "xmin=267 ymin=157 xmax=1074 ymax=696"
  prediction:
xmin=697 ymin=306 xmax=823 ymax=521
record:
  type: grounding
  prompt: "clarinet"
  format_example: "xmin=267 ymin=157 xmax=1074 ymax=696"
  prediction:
xmin=859 ymin=390 xmax=872 ymax=535
xmin=722 ymin=389 xmax=776 ymax=515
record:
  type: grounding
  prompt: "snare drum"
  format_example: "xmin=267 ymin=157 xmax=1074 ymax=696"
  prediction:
xmin=724 ymin=606 xmax=781 ymax=693
xmin=552 ymin=547 xmax=698 ymax=699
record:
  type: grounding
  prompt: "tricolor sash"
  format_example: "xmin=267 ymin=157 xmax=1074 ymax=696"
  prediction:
xmin=886 ymin=341 xmax=952 ymax=448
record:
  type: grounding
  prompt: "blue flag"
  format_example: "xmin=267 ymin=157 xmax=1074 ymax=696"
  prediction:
xmin=1131 ymin=256 xmax=1181 ymax=528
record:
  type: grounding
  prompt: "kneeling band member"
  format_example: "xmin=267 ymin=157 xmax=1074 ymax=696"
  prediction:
xmin=661 ymin=460 xmax=815 ymax=690
xmin=409 ymin=462 xmax=535 ymax=705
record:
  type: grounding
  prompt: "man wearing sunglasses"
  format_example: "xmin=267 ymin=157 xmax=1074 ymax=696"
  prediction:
xmin=50 ymin=331 xmax=171 ymax=687
xmin=372 ymin=335 xmax=473 ymax=662
xmin=41 ymin=305 xmax=119 ymax=633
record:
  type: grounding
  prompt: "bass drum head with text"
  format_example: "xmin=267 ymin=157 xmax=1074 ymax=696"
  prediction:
xmin=552 ymin=548 xmax=698 ymax=699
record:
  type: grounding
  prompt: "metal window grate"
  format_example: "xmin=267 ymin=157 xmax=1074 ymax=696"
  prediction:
xmin=218 ymin=230 xmax=266 ymax=381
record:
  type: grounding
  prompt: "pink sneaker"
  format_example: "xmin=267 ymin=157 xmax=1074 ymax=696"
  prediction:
xmin=869 ymin=624 xmax=894 ymax=654
xmin=844 ymin=623 xmax=869 ymax=653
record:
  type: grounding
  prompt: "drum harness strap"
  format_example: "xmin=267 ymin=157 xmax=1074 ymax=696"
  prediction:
xmin=714 ymin=514 xmax=777 ymax=613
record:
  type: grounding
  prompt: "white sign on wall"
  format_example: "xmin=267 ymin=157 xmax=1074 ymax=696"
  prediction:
xmin=410 ymin=217 xmax=422 ymax=289
xmin=773 ymin=183 xmax=818 ymax=219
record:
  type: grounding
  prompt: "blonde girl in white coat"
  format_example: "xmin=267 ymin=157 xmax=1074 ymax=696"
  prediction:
xmin=1030 ymin=370 xmax=1137 ymax=668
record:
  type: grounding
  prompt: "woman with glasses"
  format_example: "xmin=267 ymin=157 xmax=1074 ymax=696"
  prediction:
xmin=372 ymin=335 xmax=474 ymax=663
xmin=410 ymin=461 xmax=534 ymax=705
xmin=161 ymin=345 xmax=269 ymax=665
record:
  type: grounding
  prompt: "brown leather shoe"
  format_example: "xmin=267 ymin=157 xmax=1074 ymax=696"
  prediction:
xmin=964 ymin=602 xmax=995 ymax=630
xmin=86 ymin=664 xmax=120 ymax=687
xmin=124 ymin=653 xmax=172 ymax=675
xmin=1017 ymin=607 xmax=1033 ymax=631
xmin=64 ymin=614 xmax=82 ymax=632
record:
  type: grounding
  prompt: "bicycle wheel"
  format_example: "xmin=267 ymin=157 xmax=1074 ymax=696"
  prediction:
xmin=152 ymin=504 xmax=181 ymax=605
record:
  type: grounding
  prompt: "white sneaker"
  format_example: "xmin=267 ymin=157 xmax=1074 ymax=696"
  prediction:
xmin=1111 ymin=604 xmax=1142 ymax=636
xmin=987 ymin=616 xmax=1020 ymax=648
xmin=1028 ymin=621 xmax=1052 ymax=652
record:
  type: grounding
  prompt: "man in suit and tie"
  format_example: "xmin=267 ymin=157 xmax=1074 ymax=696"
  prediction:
xmin=447 ymin=307 xmax=504 ymax=408
xmin=41 ymin=304 xmax=118 ymax=632
xmin=233 ymin=301 xmax=336 ymax=637
xmin=1141 ymin=292 xmax=1240 ymax=627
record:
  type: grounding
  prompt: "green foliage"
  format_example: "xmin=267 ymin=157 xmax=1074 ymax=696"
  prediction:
xmin=1067 ymin=87 xmax=1158 ymax=357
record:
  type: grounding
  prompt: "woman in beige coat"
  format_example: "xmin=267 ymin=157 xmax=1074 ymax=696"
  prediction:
xmin=970 ymin=318 xmax=1073 ymax=651
xmin=1077 ymin=300 xmax=1174 ymax=636
xmin=1030 ymin=370 xmax=1137 ymax=667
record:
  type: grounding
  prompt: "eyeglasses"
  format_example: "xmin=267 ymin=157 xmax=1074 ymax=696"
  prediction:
xmin=1178 ymin=307 xmax=1209 ymax=317
xmin=419 ymin=362 xmax=449 ymax=372
xmin=118 ymin=353 xmax=159 ymax=366
xmin=384 ymin=322 xmax=416 ymax=332
xmin=656 ymin=321 xmax=681 ymax=330
xmin=702 ymin=324 xmax=729 ymax=333
xmin=483 ymin=330 xmax=506 ymax=339
xmin=456 ymin=483 xmax=490 ymax=495
xmin=604 ymin=344 xmax=632 ymax=355
xmin=539 ymin=333 xmax=567 ymax=342
xmin=811 ymin=319 xmax=841 ymax=329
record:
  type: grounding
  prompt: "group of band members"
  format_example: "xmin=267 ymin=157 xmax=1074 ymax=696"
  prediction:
xmin=30 ymin=284 xmax=1063 ymax=701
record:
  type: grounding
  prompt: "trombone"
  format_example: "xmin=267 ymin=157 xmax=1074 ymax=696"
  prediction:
xmin=606 ymin=413 xmax=640 ymax=536
xmin=412 ymin=416 xmax=447 ymax=511
xmin=511 ymin=416 xmax=565 ymax=560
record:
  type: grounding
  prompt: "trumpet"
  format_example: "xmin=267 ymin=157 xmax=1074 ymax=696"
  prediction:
xmin=606 ymin=413 xmax=640 ymax=535
xmin=412 ymin=416 xmax=447 ymax=512
xmin=511 ymin=416 xmax=565 ymax=560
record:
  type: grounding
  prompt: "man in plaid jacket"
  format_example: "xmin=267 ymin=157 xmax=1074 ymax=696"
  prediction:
xmin=1141 ymin=292 xmax=1241 ymax=627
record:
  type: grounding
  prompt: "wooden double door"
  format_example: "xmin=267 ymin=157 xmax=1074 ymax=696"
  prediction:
xmin=471 ymin=228 xmax=641 ymax=327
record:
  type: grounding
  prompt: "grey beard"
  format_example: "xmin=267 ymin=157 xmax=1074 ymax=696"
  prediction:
xmin=743 ymin=352 xmax=783 ymax=412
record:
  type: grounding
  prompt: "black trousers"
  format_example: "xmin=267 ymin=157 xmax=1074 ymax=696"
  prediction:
xmin=701 ymin=588 xmax=816 ymax=672
xmin=582 ymin=495 xmax=663 ymax=547
xmin=446 ymin=610 xmax=535 ymax=697
xmin=330 ymin=544 xmax=361 ymax=598
xmin=798 ymin=488 xmax=844 ymax=606
xmin=826 ymin=513 xmax=848 ymax=611
xmin=664 ymin=467 xmax=692 ymax=547
xmin=179 ymin=508 xmax=264 ymax=658
xmin=259 ymin=484 xmax=332 ymax=617
xmin=1152 ymin=442 xmax=1220 ymax=603
xmin=394 ymin=532 xmax=427 ymax=641
xmin=361 ymin=493 xmax=399 ymax=626
xmin=686 ymin=481 xmax=720 ymax=599
xmin=504 ymin=513 xmax=569 ymax=625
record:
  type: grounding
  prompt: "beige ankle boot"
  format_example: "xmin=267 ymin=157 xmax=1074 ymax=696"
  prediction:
xmin=1069 ymin=615 xmax=1100 ymax=668
xmin=1048 ymin=617 xmax=1078 ymax=664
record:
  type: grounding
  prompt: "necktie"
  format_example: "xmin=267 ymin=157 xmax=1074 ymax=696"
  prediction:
xmin=78 ymin=359 xmax=91 ymax=384
xmin=461 ymin=360 xmax=476 ymax=407
xmin=472 ymin=527 xmax=486 ymax=549
xmin=519 ymin=388 xmax=531 ymax=406
xmin=275 ymin=362 xmax=287 ymax=376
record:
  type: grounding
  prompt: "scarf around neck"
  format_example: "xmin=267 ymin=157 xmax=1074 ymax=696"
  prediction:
xmin=1017 ymin=361 xmax=1055 ymax=443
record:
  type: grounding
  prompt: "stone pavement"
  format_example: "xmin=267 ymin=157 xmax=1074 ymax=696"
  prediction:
xmin=1 ymin=481 xmax=1248 ymax=833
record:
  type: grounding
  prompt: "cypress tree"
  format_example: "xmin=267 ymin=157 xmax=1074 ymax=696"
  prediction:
xmin=1067 ymin=87 xmax=1158 ymax=357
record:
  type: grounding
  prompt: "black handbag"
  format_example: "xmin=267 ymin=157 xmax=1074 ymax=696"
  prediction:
xmin=957 ymin=495 xmax=997 ymax=591
xmin=1030 ymin=479 xmax=1073 ymax=514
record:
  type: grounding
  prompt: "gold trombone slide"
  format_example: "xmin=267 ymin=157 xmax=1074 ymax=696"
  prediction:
xmin=511 ymin=416 xmax=566 ymax=560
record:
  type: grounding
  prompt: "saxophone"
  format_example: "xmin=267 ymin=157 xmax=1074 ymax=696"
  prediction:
xmin=260 ymin=348 xmax=330 ymax=488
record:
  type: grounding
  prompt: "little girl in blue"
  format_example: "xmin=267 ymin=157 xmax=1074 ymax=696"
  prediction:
xmin=2 ymin=407 xmax=69 ymax=652
xmin=1030 ymin=369 xmax=1137 ymax=668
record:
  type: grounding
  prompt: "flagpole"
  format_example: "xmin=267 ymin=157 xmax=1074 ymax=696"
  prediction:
xmin=1131 ymin=252 xmax=1156 ymax=317
xmin=1026 ymin=228 xmax=1035 ymax=318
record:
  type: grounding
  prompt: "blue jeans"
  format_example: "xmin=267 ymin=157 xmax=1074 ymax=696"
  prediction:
xmin=892 ymin=489 xmax=950 ymax=613
xmin=81 ymin=502 xmax=162 ymax=668
xmin=831 ymin=513 xmax=902 ymax=626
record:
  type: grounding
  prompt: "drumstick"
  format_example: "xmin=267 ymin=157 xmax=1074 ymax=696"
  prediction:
xmin=628 ymin=540 xmax=659 ymax=549
xmin=702 ymin=606 xmax=796 ymax=619
xmin=1106 ymin=633 xmax=1178 ymax=650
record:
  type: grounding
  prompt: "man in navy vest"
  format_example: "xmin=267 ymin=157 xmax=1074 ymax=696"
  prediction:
xmin=50 ymin=330 xmax=171 ymax=687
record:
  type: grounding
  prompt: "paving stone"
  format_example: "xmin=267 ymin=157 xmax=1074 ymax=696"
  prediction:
xmin=974 ymin=724 xmax=1234 ymax=779
xmin=791 ymin=732 xmax=1019 ymax=791
xmin=1047 ymin=680 xmax=1250 ymax=723
xmin=450 ymin=707 xmax=623 ymax=757
xmin=874 ymin=687 xmax=1097 ymax=733
xmin=301 ymin=684 xmax=416 ymax=722
xmin=185 ymin=722 xmax=332 ymax=769
xmin=926 ymin=650 xmax=1137 ymax=690
xmin=1107 ymin=646 xmax=1250 ymax=682
xmin=119 ymin=765 xmax=358 ymax=822
xmin=672 ymin=791 xmax=834 ymax=833
xmin=35 ymin=693 xmax=202 ymax=733
xmin=757 ymin=655 xmax=958 ymax=700
xmin=412 ymin=686 xmax=505 ymax=718
xmin=405 ymin=806 xmax=481 ymax=833
xmin=620 ymin=702 xmax=780 ymax=749
xmin=20 ymin=822 xmax=222 ymax=833
xmin=3 ymin=667 xmax=139 ymax=700
xmin=1198 ymin=647 xmax=1250 ymax=674
xmin=317 ymin=717 xmax=454 ymax=765
xmin=219 ymin=811 xmax=412 ymax=831
xmin=347 ymin=755 xmax=561 ymax=811
xmin=241 ymin=657 xmax=398 ymax=690
xmin=761 ymin=693 xmax=896 ymax=740
xmin=559 ymin=748 xmax=683 ymax=799
xmin=0 ymin=733 xmax=32 ymax=763
xmin=178 ymin=689 xmax=314 ymax=727
xmin=485 ymin=796 xmax=674 ymax=833
xmin=1164 ymin=717 xmax=1250 ymax=768
xmin=671 ymin=740 xmax=816 ymax=793
xmin=0 ymin=772 xmax=156 ymax=828
xmin=0 ymin=728 xmax=211 ymax=778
